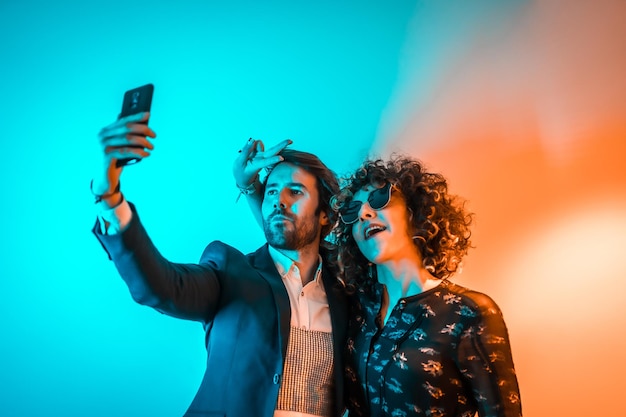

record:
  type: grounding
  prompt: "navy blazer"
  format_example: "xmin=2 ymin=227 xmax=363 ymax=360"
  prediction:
xmin=94 ymin=205 xmax=349 ymax=417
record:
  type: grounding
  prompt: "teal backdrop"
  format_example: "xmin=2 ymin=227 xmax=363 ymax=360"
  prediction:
xmin=0 ymin=1 xmax=419 ymax=416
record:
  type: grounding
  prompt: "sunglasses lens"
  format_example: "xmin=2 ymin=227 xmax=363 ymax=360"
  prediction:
xmin=340 ymin=201 xmax=361 ymax=224
xmin=340 ymin=183 xmax=393 ymax=224
xmin=369 ymin=182 xmax=392 ymax=210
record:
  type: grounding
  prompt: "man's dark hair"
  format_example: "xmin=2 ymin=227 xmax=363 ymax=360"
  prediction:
xmin=261 ymin=149 xmax=339 ymax=239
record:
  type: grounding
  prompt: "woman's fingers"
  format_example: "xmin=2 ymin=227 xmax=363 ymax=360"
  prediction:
xmin=245 ymin=138 xmax=293 ymax=171
xmin=233 ymin=138 xmax=292 ymax=187
xmin=234 ymin=138 xmax=263 ymax=186
xmin=238 ymin=137 xmax=258 ymax=157
xmin=262 ymin=139 xmax=292 ymax=157
xmin=248 ymin=155 xmax=283 ymax=171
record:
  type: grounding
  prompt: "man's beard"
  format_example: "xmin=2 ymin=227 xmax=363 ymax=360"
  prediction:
xmin=263 ymin=211 xmax=319 ymax=250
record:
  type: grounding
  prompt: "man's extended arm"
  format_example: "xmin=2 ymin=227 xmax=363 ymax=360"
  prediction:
xmin=92 ymin=112 xmax=220 ymax=324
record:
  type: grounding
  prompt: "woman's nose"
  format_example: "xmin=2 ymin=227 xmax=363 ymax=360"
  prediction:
xmin=358 ymin=201 xmax=375 ymax=221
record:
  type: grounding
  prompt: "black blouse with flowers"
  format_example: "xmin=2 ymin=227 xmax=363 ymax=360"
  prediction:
xmin=345 ymin=280 xmax=522 ymax=417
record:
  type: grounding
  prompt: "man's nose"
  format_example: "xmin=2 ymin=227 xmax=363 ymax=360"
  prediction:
xmin=273 ymin=190 xmax=288 ymax=209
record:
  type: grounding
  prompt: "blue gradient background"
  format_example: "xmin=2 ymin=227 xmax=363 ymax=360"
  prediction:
xmin=2 ymin=1 xmax=626 ymax=416
xmin=0 ymin=2 xmax=417 ymax=415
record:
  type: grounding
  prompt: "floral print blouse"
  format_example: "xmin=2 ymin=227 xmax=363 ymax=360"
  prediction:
xmin=345 ymin=279 xmax=522 ymax=417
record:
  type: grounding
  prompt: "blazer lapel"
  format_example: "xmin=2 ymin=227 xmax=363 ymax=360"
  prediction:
xmin=321 ymin=263 xmax=349 ymax=416
xmin=249 ymin=244 xmax=291 ymax=360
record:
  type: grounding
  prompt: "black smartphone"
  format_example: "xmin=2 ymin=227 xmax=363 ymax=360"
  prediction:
xmin=116 ymin=83 xmax=154 ymax=166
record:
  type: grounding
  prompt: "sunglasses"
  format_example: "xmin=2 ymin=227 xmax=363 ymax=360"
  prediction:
xmin=339 ymin=182 xmax=395 ymax=224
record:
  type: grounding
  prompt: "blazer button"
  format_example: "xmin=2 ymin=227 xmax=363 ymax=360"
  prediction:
xmin=273 ymin=374 xmax=281 ymax=384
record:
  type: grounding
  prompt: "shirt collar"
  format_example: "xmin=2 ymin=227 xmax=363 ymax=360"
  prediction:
xmin=268 ymin=245 xmax=323 ymax=284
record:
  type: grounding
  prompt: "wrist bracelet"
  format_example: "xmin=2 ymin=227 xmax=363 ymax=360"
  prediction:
xmin=235 ymin=178 xmax=259 ymax=203
xmin=91 ymin=179 xmax=121 ymax=204
xmin=236 ymin=181 xmax=257 ymax=196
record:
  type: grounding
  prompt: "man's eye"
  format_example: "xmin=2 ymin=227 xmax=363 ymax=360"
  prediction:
xmin=266 ymin=189 xmax=277 ymax=196
xmin=291 ymin=189 xmax=303 ymax=195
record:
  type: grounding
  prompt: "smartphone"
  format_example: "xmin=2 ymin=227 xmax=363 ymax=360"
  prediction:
xmin=116 ymin=83 xmax=154 ymax=166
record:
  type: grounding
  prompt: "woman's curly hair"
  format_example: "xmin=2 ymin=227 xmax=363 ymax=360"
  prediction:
xmin=329 ymin=155 xmax=474 ymax=291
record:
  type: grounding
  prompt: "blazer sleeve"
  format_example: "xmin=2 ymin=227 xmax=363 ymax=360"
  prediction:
xmin=93 ymin=203 xmax=223 ymax=325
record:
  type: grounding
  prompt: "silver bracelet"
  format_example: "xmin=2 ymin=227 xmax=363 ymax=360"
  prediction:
xmin=235 ymin=178 xmax=260 ymax=203
xmin=236 ymin=181 xmax=257 ymax=196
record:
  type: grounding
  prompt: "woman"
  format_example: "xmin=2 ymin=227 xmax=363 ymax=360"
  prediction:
xmin=331 ymin=156 xmax=522 ymax=417
xmin=234 ymin=141 xmax=522 ymax=417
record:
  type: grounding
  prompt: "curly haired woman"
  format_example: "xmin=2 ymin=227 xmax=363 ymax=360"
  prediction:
xmin=332 ymin=156 xmax=522 ymax=417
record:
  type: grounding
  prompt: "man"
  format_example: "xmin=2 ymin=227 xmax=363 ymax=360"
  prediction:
xmin=92 ymin=112 xmax=348 ymax=417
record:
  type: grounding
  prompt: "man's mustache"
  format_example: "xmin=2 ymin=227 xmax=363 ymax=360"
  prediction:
xmin=268 ymin=209 xmax=295 ymax=222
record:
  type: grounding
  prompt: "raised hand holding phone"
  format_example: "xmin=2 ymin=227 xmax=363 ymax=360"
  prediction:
xmin=92 ymin=84 xmax=156 ymax=206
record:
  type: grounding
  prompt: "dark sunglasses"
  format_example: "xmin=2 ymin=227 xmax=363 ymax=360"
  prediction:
xmin=339 ymin=182 xmax=395 ymax=224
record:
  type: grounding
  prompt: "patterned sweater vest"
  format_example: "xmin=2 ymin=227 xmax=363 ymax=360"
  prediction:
xmin=276 ymin=326 xmax=335 ymax=416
